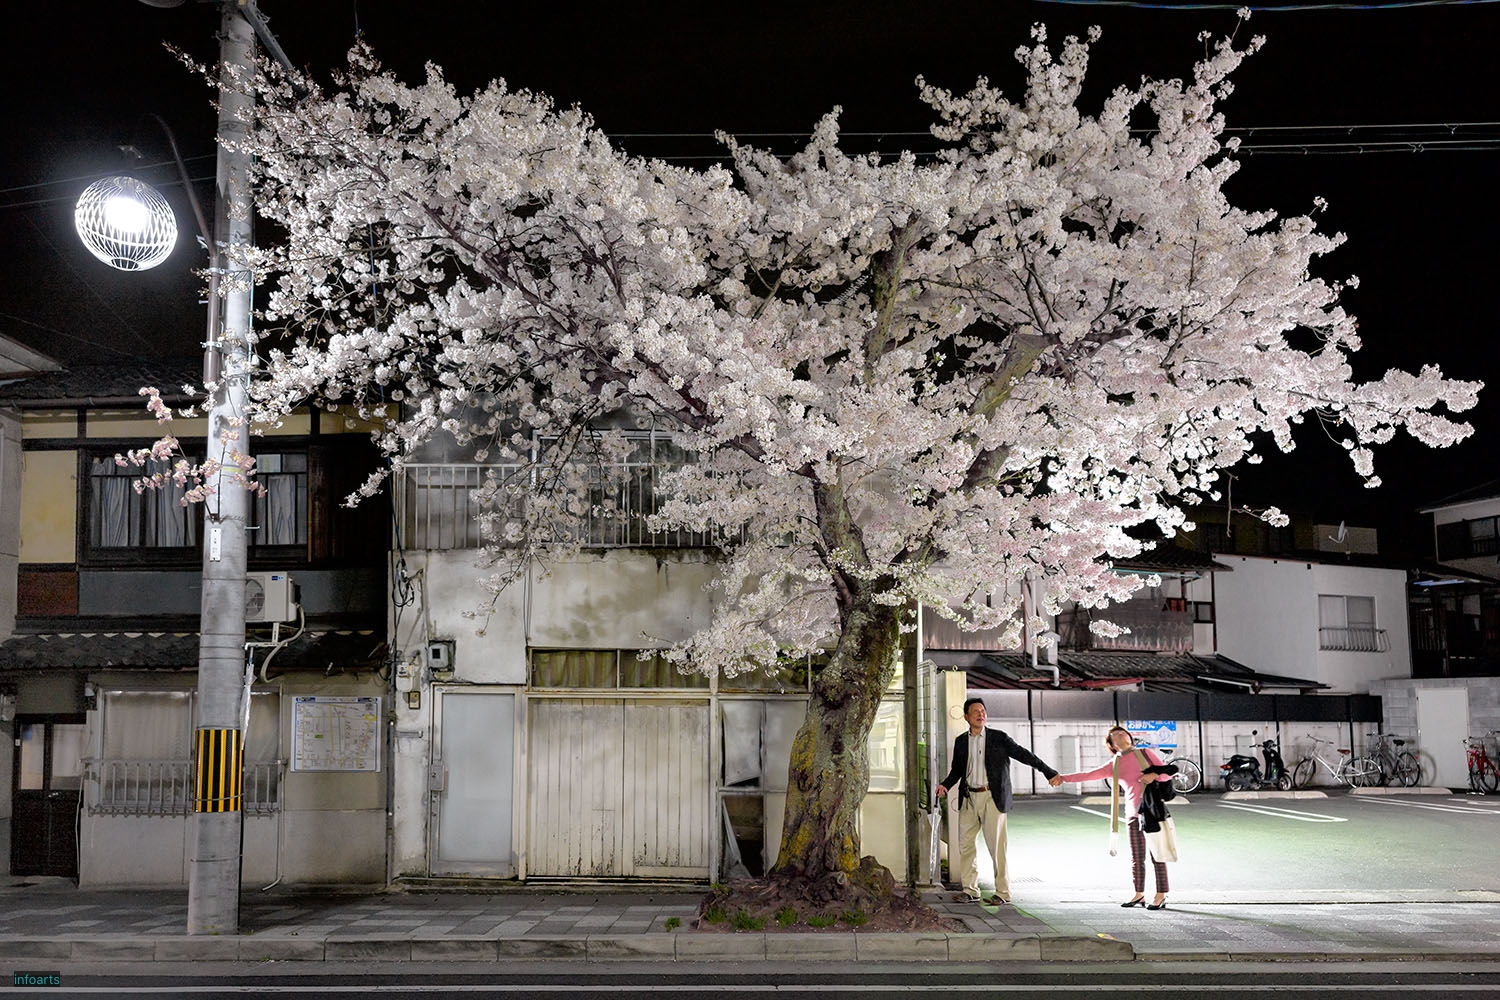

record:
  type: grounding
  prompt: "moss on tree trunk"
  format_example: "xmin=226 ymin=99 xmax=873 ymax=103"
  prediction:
xmin=771 ymin=593 xmax=900 ymax=880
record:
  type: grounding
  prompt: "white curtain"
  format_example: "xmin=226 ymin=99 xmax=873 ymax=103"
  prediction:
xmin=102 ymin=691 xmax=193 ymax=759
xmin=91 ymin=457 xmax=195 ymax=548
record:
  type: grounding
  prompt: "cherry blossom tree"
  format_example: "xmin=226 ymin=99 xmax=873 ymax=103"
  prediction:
xmin=158 ymin=21 xmax=1480 ymax=901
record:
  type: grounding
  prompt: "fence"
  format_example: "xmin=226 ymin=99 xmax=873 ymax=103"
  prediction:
xmin=87 ymin=759 xmax=282 ymax=816
xmin=397 ymin=462 xmax=732 ymax=550
xmin=1318 ymin=626 xmax=1389 ymax=652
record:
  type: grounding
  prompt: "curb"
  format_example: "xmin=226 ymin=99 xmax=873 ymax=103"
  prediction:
xmin=1133 ymin=949 xmax=1500 ymax=963
xmin=0 ymin=932 xmax=1131 ymax=964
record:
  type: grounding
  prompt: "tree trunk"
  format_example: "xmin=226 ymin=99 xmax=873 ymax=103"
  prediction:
xmin=770 ymin=589 xmax=901 ymax=880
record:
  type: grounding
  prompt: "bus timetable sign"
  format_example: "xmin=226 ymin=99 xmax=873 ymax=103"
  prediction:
xmin=1124 ymin=720 xmax=1177 ymax=750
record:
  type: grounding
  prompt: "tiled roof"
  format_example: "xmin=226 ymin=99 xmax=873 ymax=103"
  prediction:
xmin=956 ymin=649 xmax=1324 ymax=694
xmin=0 ymin=357 xmax=202 ymax=405
xmin=0 ymin=630 xmax=387 ymax=672
xmin=1418 ymin=479 xmax=1500 ymax=512
xmin=1113 ymin=545 xmax=1231 ymax=574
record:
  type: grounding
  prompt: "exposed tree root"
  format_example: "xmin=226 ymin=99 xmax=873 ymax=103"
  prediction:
xmin=694 ymin=857 xmax=960 ymax=932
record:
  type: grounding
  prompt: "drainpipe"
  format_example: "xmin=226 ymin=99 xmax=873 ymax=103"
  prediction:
xmin=1025 ymin=576 xmax=1060 ymax=688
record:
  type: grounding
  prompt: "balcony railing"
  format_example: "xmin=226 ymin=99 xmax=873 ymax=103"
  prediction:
xmin=397 ymin=462 xmax=733 ymax=550
xmin=87 ymin=759 xmax=281 ymax=816
xmin=1061 ymin=603 xmax=1194 ymax=653
xmin=1318 ymin=626 xmax=1389 ymax=653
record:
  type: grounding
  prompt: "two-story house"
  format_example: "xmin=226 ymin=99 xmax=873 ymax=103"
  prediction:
xmin=1371 ymin=483 xmax=1500 ymax=788
xmin=0 ymin=353 xmax=390 ymax=886
xmin=383 ymin=417 xmax=915 ymax=884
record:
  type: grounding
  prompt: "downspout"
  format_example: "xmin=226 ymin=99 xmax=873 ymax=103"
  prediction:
xmin=1025 ymin=575 xmax=1060 ymax=688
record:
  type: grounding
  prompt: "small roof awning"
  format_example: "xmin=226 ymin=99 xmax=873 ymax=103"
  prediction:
xmin=0 ymin=630 xmax=387 ymax=673
xmin=933 ymin=649 xmax=1326 ymax=695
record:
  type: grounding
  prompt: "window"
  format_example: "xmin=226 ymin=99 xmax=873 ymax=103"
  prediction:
xmin=529 ymin=648 xmax=710 ymax=689
xmin=1317 ymin=594 xmax=1386 ymax=652
xmin=1436 ymin=516 xmax=1500 ymax=560
xmin=90 ymin=690 xmax=281 ymax=816
xmin=88 ymin=455 xmax=198 ymax=551
xmin=87 ymin=449 xmax=307 ymax=561
xmin=249 ymin=452 xmax=309 ymax=548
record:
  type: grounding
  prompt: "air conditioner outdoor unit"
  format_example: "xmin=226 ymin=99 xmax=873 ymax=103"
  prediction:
xmin=245 ymin=571 xmax=297 ymax=623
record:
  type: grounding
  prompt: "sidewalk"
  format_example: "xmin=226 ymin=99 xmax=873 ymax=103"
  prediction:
xmin=2 ymin=874 xmax=1498 ymax=964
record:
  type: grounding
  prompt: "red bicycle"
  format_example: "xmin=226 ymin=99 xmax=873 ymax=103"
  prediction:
xmin=1464 ymin=736 xmax=1499 ymax=794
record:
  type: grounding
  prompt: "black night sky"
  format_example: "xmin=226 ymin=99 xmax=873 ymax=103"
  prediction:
xmin=1 ymin=1 xmax=1496 ymax=552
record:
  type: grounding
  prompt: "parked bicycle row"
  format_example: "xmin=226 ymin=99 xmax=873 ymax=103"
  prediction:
xmin=1464 ymin=731 xmax=1500 ymax=793
xmin=1130 ymin=730 xmax=1444 ymax=793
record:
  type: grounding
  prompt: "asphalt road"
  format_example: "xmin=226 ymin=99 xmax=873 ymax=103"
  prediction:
xmin=10 ymin=961 xmax=1500 ymax=999
xmin=1003 ymin=789 xmax=1500 ymax=901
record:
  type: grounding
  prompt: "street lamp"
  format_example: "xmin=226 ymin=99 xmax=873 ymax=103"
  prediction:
xmin=73 ymin=176 xmax=178 ymax=271
xmin=73 ymin=2 xmax=260 ymax=936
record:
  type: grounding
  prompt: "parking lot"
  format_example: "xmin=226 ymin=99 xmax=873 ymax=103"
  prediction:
xmin=1001 ymin=788 xmax=1500 ymax=902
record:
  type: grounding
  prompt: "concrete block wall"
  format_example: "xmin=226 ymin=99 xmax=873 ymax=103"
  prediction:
xmin=1370 ymin=676 xmax=1500 ymax=748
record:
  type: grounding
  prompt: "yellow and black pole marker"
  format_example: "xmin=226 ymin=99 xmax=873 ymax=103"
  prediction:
xmin=194 ymin=727 xmax=243 ymax=813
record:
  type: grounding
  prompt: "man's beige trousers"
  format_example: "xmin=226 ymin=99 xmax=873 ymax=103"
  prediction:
xmin=957 ymin=789 xmax=1009 ymax=902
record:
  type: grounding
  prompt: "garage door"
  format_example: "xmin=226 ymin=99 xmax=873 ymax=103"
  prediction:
xmin=527 ymin=698 xmax=709 ymax=877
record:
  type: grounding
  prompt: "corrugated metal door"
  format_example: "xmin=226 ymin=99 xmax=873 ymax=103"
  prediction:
xmin=527 ymin=699 xmax=624 ymax=876
xmin=623 ymin=700 xmax=709 ymax=877
xmin=527 ymin=698 xmax=708 ymax=877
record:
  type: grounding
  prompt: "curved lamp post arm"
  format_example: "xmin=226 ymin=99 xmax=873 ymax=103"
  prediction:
xmin=148 ymin=113 xmax=225 ymax=386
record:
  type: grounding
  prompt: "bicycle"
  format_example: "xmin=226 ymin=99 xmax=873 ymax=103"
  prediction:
xmin=1116 ymin=740 xmax=1203 ymax=794
xmin=1290 ymin=735 xmax=1381 ymax=789
xmin=1367 ymin=731 xmax=1422 ymax=787
xmin=1464 ymin=736 xmax=1499 ymax=794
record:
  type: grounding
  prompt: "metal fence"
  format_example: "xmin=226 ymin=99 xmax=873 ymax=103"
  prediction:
xmin=1318 ymin=626 xmax=1389 ymax=653
xmin=87 ymin=759 xmax=282 ymax=816
xmin=397 ymin=462 xmax=730 ymax=550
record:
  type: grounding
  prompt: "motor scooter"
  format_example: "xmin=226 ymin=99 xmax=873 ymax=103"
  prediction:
xmin=1220 ymin=729 xmax=1292 ymax=791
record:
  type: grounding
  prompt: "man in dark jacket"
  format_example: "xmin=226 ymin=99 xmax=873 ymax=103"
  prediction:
xmin=936 ymin=697 xmax=1059 ymax=903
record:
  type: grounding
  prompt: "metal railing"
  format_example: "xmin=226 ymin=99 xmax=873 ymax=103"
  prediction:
xmin=87 ymin=758 xmax=282 ymax=816
xmin=1318 ymin=626 xmax=1389 ymax=652
xmin=397 ymin=462 xmax=733 ymax=550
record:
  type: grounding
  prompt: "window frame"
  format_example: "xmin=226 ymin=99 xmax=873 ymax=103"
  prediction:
xmin=79 ymin=445 xmax=206 ymax=568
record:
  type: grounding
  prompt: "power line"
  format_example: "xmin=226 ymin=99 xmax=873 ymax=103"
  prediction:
xmin=1031 ymin=0 xmax=1500 ymax=9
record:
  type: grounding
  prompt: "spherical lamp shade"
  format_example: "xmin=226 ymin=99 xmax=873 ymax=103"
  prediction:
xmin=74 ymin=176 xmax=178 ymax=271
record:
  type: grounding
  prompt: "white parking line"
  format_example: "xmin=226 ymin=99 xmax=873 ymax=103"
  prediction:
xmin=1070 ymin=806 xmax=1115 ymax=820
xmin=1217 ymin=803 xmax=1346 ymax=822
xmin=1449 ymin=797 xmax=1500 ymax=807
xmin=1362 ymin=797 xmax=1500 ymax=816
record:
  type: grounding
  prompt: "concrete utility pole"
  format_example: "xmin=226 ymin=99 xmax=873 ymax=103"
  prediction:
xmin=186 ymin=1 xmax=256 ymax=936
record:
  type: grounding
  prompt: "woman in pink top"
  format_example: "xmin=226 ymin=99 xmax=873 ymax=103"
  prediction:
xmin=1051 ymin=725 xmax=1174 ymax=909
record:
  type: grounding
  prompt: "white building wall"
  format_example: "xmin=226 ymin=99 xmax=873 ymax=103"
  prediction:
xmin=1210 ymin=554 xmax=1410 ymax=693
xmin=1308 ymin=561 xmax=1412 ymax=692
xmin=388 ymin=548 xmax=723 ymax=881
xmin=1212 ymin=555 xmax=1319 ymax=681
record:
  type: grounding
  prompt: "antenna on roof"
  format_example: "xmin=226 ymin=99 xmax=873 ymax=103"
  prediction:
xmin=1328 ymin=520 xmax=1348 ymax=545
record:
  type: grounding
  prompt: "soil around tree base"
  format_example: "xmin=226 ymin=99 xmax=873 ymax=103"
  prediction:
xmin=693 ymin=857 xmax=962 ymax=933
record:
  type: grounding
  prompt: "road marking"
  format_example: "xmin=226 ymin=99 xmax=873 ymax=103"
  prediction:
xmin=1361 ymin=797 xmax=1500 ymax=816
xmin=1070 ymin=806 xmax=1115 ymax=819
xmin=1216 ymin=802 xmax=1346 ymax=822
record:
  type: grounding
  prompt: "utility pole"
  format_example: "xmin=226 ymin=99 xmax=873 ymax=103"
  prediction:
xmin=186 ymin=1 xmax=256 ymax=936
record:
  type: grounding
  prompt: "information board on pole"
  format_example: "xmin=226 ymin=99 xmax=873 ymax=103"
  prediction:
xmin=291 ymin=695 xmax=382 ymax=772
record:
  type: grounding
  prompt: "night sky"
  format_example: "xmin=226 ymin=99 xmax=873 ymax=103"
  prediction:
xmin=1 ymin=1 xmax=1496 ymax=552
